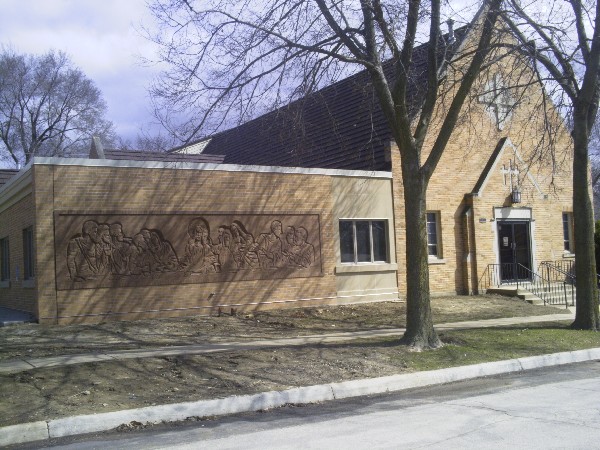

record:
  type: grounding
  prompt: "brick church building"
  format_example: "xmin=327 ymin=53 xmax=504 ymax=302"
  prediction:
xmin=0 ymin=21 xmax=575 ymax=324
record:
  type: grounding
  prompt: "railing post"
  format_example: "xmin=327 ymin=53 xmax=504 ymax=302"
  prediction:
xmin=571 ymin=283 xmax=574 ymax=307
xmin=563 ymin=282 xmax=568 ymax=308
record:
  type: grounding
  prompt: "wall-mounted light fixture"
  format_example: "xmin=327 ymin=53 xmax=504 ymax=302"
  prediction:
xmin=511 ymin=188 xmax=522 ymax=204
xmin=507 ymin=159 xmax=521 ymax=204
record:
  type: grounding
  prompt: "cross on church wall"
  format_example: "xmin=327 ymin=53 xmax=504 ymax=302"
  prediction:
xmin=479 ymin=74 xmax=514 ymax=130
xmin=500 ymin=159 xmax=519 ymax=188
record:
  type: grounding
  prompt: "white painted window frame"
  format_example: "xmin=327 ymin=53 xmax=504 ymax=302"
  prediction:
xmin=339 ymin=219 xmax=389 ymax=264
xmin=426 ymin=211 xmax=443 ymax=261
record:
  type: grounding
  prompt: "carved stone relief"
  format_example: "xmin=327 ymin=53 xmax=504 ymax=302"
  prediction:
xmin=55 ymin=213 xmax=322 ymax=290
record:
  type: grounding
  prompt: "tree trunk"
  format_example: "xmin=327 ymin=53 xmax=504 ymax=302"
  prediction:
xmin=399 ymin=162 xmax=442 ymax=349
xmin=571 ymin=108 xmax=600 ymax=330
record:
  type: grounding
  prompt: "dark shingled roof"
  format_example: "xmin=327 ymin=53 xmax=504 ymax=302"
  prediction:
xmin=175 ymin=26 xmax=469 ymax=171
xmin=0 ymin=169 xmax=19 ymax=187
xmin=98 ymin=148 xmax=225 ymax=165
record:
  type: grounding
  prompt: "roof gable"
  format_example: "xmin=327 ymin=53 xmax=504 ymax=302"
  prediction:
xmin=472 ymin=137 xmax=543 ymax=198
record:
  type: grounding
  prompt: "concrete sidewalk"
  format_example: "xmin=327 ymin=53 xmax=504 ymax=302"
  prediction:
xmin=3 ymin=345 xmax=598 ymax=447
xmin=0 ymin=311 xmax=574 ymax=375
xmin=1 ymin=310 xmax=587 ymax=447
xmin=0 ymin=306 xmax=34 ymax=327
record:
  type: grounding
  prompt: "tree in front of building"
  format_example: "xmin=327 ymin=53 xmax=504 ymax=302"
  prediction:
xmin=0 ymin=48 xmax=115 ymax=167
xmin=503 ymin=0 xmax=600 ymax=330
xmin=595 ymin=220 xmax=600 ymax=274
xmin=146 ymin=0 xmax=503 ymax=349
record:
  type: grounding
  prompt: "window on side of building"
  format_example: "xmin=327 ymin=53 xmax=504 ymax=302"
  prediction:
xmin=426 ymin=211 xmax=442 ymax=259
xmin=0 ymin=237 xmax=9 ymax=282
xmin=23 ymin=226 xmax=34 ymax=280
xmin=339 ymin=220 xmax=388 ymax=264
xmin=562 ymin=212 xmax=574 ymax=253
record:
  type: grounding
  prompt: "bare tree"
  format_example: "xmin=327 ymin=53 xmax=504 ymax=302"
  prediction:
xmin=116 ymin=131 xmax=176 ymax=152
xmin=591 ymin=118 xmax=600 ymax=195
xmin=503 ymin=0 xmax=600 ymax=330
xmin=147 ymin=0 xmax=502 ymax=349
xmin=0 ymin=48 xmax=115 ymax=167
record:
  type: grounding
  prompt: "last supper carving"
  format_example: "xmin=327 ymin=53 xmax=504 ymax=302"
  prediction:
xmin=55 ymin=212 xmax=323 ymax=290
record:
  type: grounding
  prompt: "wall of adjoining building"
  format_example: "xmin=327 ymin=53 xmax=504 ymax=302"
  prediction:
xmin=331 ymin=176 xmax=399 ymax=303
xmin=17 ymin=160 xmax=394 ymax=324
xmin=0 ymin=169 xmax=37 ymax=315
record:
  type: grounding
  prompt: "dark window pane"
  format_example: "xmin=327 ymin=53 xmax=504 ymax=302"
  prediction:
xmin=355 ymin=221 xmax=371 ymax=262
xmin=372 ymin=221 xmax=387 ymax=262
xmin=562 ymin=213 xmax=570 ymax=251
xmin=427 ymin=226 xmax=437 ymax=244
xmin=427 ymin=222 xmax=437 ymax=235
xmin=427 ymin=212 xmax=439 ymax=256
xmin=23 ymin=227 xmax=34 ymax=279
xmin=0 ymin=238 xmax=9 ymax=281
xmin=339 ymin=221 xmax=355 ymax=263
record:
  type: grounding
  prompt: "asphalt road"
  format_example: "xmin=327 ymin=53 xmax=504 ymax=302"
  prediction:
xmin=29 ymin=361 xmax=600 ymax=449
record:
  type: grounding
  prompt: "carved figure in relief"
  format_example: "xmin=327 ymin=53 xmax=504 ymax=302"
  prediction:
xmin=281 ymin=226 xmax=315 ymax=268
xmin=257 ymin=220 xmax=284 ymax=268
xmin=290 ymin=227 xmax=315 ymax=267
xmin=148 ymin=230 xmax=179 ymax=272
xmin=95 ymin=223 xmax=113 ymax=276
xmin=140 ymin=229 xmax=151 ymax=243
xmin=67 ymin=220 xmax=103 ymax=281
xmin=129 ymin=233 xmax=152 ymax=275
xmin=215 ymin=226 xmax=236 ymax=272
xmin=65 ymin=215 xmax=318 ymax=284
xmin=281 ymin=226 xmax=297 ymax=261
xmin=181 ymin=218 xmax=220 ymax=275
xmin=230 ymin=220 xmax=259 ymax=269
xmin=108 ymin=223 xmax=133 ymax=275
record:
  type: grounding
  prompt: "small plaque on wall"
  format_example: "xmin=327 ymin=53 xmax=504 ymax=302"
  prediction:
xmin=479 ymin=218 xmax=487 ymax=223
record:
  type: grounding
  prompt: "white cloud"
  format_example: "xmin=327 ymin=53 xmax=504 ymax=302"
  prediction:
xmin=0 ymin=0 xmax=164 ymax=143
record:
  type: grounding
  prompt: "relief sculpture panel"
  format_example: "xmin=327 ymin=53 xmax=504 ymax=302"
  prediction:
xmin=55 ymin=212 xmax=323 ymax=290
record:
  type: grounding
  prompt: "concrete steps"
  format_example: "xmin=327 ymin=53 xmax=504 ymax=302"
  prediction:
xmin=487 ymin=282 xmax=574 ymax=309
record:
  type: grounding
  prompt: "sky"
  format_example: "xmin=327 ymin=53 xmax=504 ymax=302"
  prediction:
xmin=0 ymin=0 xmax=162 ymax=144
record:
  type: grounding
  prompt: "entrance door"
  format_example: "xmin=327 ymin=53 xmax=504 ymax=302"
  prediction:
xmin=497 ymin=221 xmax=531 ymax=282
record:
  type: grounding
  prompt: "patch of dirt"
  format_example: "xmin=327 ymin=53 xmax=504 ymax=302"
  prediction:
xmin=0 ymin=295 xmax=569 ymax=427
xmin=0 ymin=294 xmax=566 ymax=361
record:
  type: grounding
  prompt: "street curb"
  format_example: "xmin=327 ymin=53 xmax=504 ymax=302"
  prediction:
xmin=3 ymin=347 xmax=600 ymax=446
xmin=0 ymin=421 xmax=48 ymax=447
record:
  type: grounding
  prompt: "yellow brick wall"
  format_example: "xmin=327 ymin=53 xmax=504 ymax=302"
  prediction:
xmin=390 ymin=50 xmax=573 ymax=296
xmin=33 ymin=164 xmax=339 ymax=324
xmin=0 ymin=192 xmax=37 ymax=313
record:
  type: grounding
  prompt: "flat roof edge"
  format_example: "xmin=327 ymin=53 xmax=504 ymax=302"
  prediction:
xmin=31 ymin=157 xmax=392 ymax=179
xmin=0 ymin=163 xmax=33 ymax=212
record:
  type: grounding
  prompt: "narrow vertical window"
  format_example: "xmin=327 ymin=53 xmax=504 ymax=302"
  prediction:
xmin=23 ymin=226 xmax=34 ymax=280
xmin=426 ymin=212 xmax=441 ymax=257
xmin=562 ymin=213 xmax=573 ymax=252
xmin=371 ymin=221 xmax=388 ymax=262
xmin=339 ymin=221 xmax=355 ymax=263
xmin=0 ymin=237 xmax=9 ymax=281
xmin=355 ymin=221 xmax=371 ymax=262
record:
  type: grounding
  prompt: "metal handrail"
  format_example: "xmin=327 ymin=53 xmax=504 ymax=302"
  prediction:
xmin=536 ymin=262 xmax=575 ymax=307
xmin=479 ymin=262 xmax=573 ymax=308
xmin=539 ymin=261 xmax=575 ymax=282
xmin=516 ymin=263 xmax=572 ymax=308
xmin=478 ymin=262 xmax=533 ymax=292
